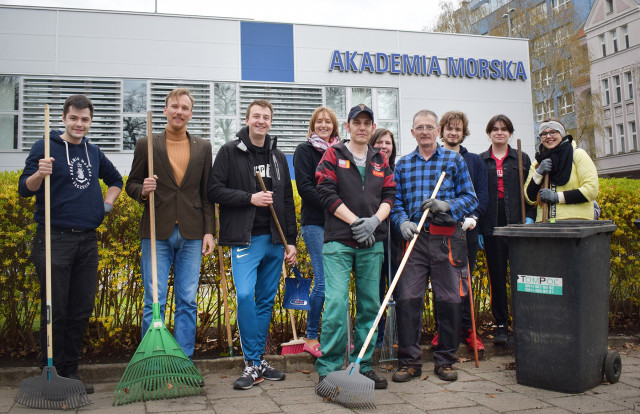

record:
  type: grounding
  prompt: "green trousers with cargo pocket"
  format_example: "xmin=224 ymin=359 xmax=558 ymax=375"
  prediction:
xmin=315 ymin=241 xmax=383 ymax=376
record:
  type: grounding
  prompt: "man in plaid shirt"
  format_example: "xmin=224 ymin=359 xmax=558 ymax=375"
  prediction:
xmin=390 ymin=109 xmax=477 ymax=383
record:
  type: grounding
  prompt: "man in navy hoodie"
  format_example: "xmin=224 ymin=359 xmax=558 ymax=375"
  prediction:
xmin=18 ymin=95 xmax=123 ymax=394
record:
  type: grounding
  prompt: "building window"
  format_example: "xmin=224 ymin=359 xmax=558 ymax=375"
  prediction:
xmin=533 ymin=67 xmax=552 ymax=89
xmin=602 ymin=79 xmax=610 ymax=105
xmin=617 ymin=124 xmax=625 ymax=153
xmin=213 ymin=82 xmax=238 ymax=150
xmin=552 ymin=0 xmax=570 ymax=11
xmin=630 ymin=121 xmax=637 ymax=151
xmin=122 ymin=79 xmax=148 ymax=150
xmin=623 ymin=25 xmax=629 ymax=49
xmin=606 ymin=0 xmax=613 ymax=14
xmin=625 ymin=72 xmax=633 ymax=100
xmin=530 ymin=2 xmax=548 ymax=24
xmin=0 ymin=76 xmax=19 ymax=150
xmin=532 ymin=33 xmax=551 ymax=57
xmin=611 ymin=30 xmax=618 ymax=53
xmin=614 ymin=75 xmax=621 ymax=103
xmin=536 ymin=99 xmax=554 ymax=122
xmin=554 ymin=25 xmax=571 ymax=45
xmin=558 ymin=93 xmax=574 ymax=116
xmin=600 ymin=35 xmax=606 ymax=57
xmin=606 ymin=127 xmax=613 ymax=155
xmin=557 ymin=59 xmax=571 ymax=82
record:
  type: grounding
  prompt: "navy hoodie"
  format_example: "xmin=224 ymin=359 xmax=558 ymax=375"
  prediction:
xmin=18 ymin=130 xmax=123 ymax=230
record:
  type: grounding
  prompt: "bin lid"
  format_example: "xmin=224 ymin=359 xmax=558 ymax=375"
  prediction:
xmin=492 ymin=220 xmax=617 ymax=238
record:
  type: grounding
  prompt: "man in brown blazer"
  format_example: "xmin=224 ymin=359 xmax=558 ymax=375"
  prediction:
xmin=126 ymin=88 xmax=215 ymax=362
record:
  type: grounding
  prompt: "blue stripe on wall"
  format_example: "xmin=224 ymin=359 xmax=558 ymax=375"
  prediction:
xmin=286 ymin=154 xmax=295 ymax=181
xmin=241 ymin=22 xmax=294 ymax=82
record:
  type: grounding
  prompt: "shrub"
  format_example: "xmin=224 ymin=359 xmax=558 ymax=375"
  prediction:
xmin=0 ymin=172 xmax=637 ymax=359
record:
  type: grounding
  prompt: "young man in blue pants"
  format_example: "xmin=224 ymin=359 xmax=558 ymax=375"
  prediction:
xmin=208 ymin=100 xmax=297 ymax=390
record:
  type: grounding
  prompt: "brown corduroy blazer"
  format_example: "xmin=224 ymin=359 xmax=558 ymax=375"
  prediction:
xmin=126 ymin=130 xmax=215 ymax=240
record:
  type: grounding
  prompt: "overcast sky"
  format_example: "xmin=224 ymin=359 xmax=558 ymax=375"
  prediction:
xmin=0 ymin=0 xmax=446 ymax=31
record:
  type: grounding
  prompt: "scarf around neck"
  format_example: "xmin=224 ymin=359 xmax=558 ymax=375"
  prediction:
xmin=535 ymin=135 xmax=574 ymax=186
xmin=308 ymin=133 xmax=339 ymax=153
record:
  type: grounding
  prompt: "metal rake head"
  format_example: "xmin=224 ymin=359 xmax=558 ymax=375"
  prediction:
xmin=316 ymin=363 xmax=375 ymax=409
xmin=15 ymin=366 xmax=92 ymax=410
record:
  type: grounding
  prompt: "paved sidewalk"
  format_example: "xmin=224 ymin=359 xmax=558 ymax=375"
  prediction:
xmin=1 ymin=344 xmax=638 ymax=413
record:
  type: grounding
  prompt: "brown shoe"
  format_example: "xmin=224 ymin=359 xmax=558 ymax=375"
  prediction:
xmin=434 ymin=364 xmax=458 ymax=381
xmin=392 ymin=365 xmax=422 ymax=382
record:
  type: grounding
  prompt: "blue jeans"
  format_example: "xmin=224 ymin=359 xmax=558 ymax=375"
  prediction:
xmin=301 ymin=225 xmax=325 ymax=340
xmin=231 ymin=234 xmax=284 ymax=363
xmin=141 ymin=225 xmax=203 ymax=358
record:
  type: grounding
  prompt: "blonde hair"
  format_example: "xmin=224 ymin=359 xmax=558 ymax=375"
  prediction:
xmin=165 ymin=88 xmax=194 ymax=109
xmin=306 ymin=106 xmax=340 ymax=139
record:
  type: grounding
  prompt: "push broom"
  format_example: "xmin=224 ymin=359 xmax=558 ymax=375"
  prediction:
xmin=254 ymin=172 xmax=306 ymax=355
xmin=113 ymin=112 xmax=203 ymax=405
xmin=317 ymin=172 xmax=446 ymax=409
xmin=15 ymin=105 xmax=92 ymax=410
xmin=215 ymin=204 xmax=234 ymax=357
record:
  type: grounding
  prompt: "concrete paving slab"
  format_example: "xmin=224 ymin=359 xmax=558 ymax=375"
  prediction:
xmin=429 ymin=407 xmax=498 ymax=414
xmin=145 ymin=395 xmax=208 ymax=412
xmin=211 ymin=396 xmax=282 ymax=414
xmin=443 ymin=379 xmax=512 ymax=394
xmin=548 ymin=394 xmax=629 ymax=413
xmin=400 ymin=390 xmax=479 ymax=411
xmin=465 ymin=390 xmax=551 ymax=412
xmin=281 ymin=401 xmax=355 ymax=413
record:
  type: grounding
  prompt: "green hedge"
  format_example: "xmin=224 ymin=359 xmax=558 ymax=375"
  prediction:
xmin=0 ymin=172 xmax=638 ymax=358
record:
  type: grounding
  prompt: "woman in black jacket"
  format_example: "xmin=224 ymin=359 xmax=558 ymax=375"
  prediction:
xmin=293 ymin=106 xmax=340 ymax=357
xmin=479 ymin=114 xmax=535 ymax=345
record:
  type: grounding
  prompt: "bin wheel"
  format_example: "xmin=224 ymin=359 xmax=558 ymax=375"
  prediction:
xmin=604 ymin=350 xmax=621 ymax=384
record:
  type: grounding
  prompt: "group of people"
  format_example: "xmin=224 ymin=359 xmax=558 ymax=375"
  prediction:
xmin=18 ymin=88 xmax=598 ymax=396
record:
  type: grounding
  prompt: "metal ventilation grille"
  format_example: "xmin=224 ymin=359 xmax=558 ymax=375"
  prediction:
xmin=21 ymin=78 xmax=121 ymax=150
xmin=239 ymin=84 xmax=322 ymax=154
xmin=150 ymin=82 xmax=211 ymax=140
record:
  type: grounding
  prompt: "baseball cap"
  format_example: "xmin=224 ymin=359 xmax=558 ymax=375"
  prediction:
xmin=347 ymin=104 xmax=374 ymax=122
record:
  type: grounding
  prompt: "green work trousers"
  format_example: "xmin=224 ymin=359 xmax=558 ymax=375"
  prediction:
xmin=315 ymin=241 xmax=383 ymax=376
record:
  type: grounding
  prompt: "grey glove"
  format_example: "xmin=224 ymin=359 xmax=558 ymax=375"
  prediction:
xmin=536 ymin=159 xmax=552 ymax=176
xmin=421 ymin=198 xmax=450 ymax=213
xmin=363 ymin=234 xmax=376 ymax=248
xmin=400 ymin=220 xmax=419 ymax=240
xmin=539 ymin=188 xmax=559 ymax=204
xmin=351 ymin=216 xmax=381 ymax=243
xmin=104 ymin=201 xmax=113 ymax=214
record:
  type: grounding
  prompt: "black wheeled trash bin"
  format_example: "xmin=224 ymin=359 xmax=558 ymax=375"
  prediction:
xmin=493 ymin=220 xmax=620 ymax=393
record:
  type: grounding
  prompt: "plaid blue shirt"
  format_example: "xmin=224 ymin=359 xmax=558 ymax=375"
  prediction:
xmin=391 ymin=145 xmax=478 ymax=232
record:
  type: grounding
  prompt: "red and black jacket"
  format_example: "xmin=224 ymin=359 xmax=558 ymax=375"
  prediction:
xmin=315 ymin=141 xmax=396 ymax=244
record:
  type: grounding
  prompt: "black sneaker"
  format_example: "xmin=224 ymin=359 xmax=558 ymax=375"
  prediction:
xmin=391 ymin=365 xmax=422 ymax=383
xmin=259 ymin=358 xmax=286 ymax=381
xmin=493 ymin=325 xmax=508 ymax=345
xmin=434 ymin=364 xmax=458 ymax=381
xmin=362 ymin=369 xmax=388 ymax=389
xmin=65 ymin=372 xmax=94 ymax=394
xmin=233 ymin=362 xmax=264 ymax=390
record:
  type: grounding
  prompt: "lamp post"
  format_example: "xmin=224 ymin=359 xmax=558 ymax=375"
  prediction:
xmin=502 ymin=8 xmax=516 ymax=37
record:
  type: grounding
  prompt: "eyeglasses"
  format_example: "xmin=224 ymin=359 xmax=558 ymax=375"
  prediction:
xmin=414 ymin=125 xmax=436 ymax=132
xmin=539 ymin=130 xmax=560 ymax=138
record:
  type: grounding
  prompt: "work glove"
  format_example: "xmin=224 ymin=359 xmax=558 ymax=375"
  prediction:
xmin=461 ymin=216 xmax=476 ymax=231
xmin=351 ymin=216 xmax=381 ymax=243
xmin=400 ymin=221 xmax=419 ymax=240
xmin=539 ymin=188 xmax=559 ymax=204
xmin=526 ymin=217 xmax=535 ymax=224
xmin=421 ymin=198 xmax=450 ymax=213
xmin=535 ymin=159 xmax=552 ymax=176
xmin=478 ymin=234 xmax=484 ymax=250
xmin=104 ymin=201 xmax=113 ymax=214
xmin=363 ymin=234 xmax=376 ymax=248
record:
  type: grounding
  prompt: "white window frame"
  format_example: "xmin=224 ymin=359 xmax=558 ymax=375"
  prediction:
xmin=602 ymin=79 xmax=610 ymax=106
xmin=614 ymin=75 xmax=622 ymax=103
xmin=623 ymin=25 xmax=629 ymax=49
xmin=611 ymin=29 xmax=618 ymax=53
xmin=625 ymin=72 xmax=633 ymax=101
xmin=600 ymin=34 xmax=607 ymax=58
xmin=630 ymin=121 xmax=637 ymax=151
xmin=617 ymin=124 xmax=625 ymax=153
xmin=606 ymin=126 xmax=613 ymax=155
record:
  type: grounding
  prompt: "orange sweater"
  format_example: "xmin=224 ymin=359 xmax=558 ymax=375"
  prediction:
xmin=165 ymin=129 xmax=190 ymax=186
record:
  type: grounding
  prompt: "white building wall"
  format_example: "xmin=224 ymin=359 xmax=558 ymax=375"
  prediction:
xmin=0 ymin=6 xmax=534 ymax=173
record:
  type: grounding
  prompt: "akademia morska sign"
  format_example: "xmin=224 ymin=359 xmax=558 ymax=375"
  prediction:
xmin=329 ymin=50 xmax=528 ymax=81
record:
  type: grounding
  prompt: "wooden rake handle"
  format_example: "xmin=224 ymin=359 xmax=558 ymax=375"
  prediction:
xmin=541 ymin=175 xmax=550 ymax=223
xmin=215 ymin=204 xmax=233 ymax=350
xmin=44 ymin=105 xmax=53 ymax=363
xmin=255 ymin=172 xmax=299 ymax=339
xmin=517 ymin=139 xmax=526 ymax=224
xmin=356 ymin=171 xmax=447 ymax=362
xmin=146 ymin=111 xmax=159 ymax=304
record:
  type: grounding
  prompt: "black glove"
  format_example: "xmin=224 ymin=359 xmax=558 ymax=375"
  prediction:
xmin=400 ymin=221 xmax=419 ymax=240
xmin=421 ymin=198 xmax=450 ymax=213
xmin=536 ymin=159 xmax=552 ymax=176
xmin=539 ymin=188 xmax=559 ymax=204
